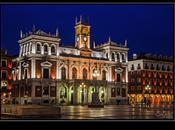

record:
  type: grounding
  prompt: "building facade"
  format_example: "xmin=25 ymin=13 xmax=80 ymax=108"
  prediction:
xmin=11 ymin=18 xmax=129 ymax=105
xmin=128 ymin=53 xmax=174 ymax=105
xmin=1 ymin=49 xmax=13 ymax=104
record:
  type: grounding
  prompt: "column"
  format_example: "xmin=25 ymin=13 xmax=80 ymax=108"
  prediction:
xmin=48 ymin=46 xmax=51 ymax=55
xmin=19 ymin=45 xmax=22 ymax=57
xmin=32 ymin=42 xmax=36 ymax=54
xmin=126 ymin=53 xmax=128 ymax=63
xmin=41 ymin=45 xmax=44 ymax=54
xmin=119 ymin=53 xmax=122 ymax=62
xmin=108 ymin=66 xmax=112 ymax=81
xmin=31 ymin=57 xmax=36 ymax=78
xmin=19 ymin=62 xmax=21 ymax=80
xmin=56 ymin=61 xmax=59 ymax=79
xmin=73 ymin=86 xmax=77 ymax=104
xmin=125 ymin=67 xmax=128 ymax=83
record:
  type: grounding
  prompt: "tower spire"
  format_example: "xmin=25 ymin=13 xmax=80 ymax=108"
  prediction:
xmin=56 ymin=28 xmax=59 ymax=37
xmin=80 ymin=15 xmax=82 ymax=23
xmin=20 ymin=30 xmax=23 ymax=38
xmin=125 ymin=40 xmax=128 ymax=46
xmin=75 ymin=16 xmax=78 ymax=24
xmin=93 ymin=41 xmax=96 ymax=49
xmin=108 ymin=37 xmax=111 ymax=43
xmin=32 ymin=24 xmax=36 ymax=32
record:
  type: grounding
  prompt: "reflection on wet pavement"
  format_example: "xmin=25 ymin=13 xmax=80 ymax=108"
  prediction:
xmin=60 ymin=105 xmax=173 ymax=119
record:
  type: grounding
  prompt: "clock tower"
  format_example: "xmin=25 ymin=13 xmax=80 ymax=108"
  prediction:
xmin=75 ymin=16 xmax=91 ymax=49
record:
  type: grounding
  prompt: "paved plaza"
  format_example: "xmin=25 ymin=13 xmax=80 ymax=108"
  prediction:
xmin=1 ymin=104 xmax=173 ymax=120
xmin=60 ymin=104 xmax=173 ymax=120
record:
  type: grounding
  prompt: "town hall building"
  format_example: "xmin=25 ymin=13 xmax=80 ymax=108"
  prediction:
xmin=11 ymin=17 xmax=129 ymax=105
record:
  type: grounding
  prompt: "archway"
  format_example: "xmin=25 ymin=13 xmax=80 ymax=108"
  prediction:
xmin=88 ymin=86 xmax=95 ymax=103
xmin=59 ymin=85 xmax=68 ymax=104
xmin=99 ymin=87 xmax=106 ymax=103
xmin=69 ymin=86 xmax=74 ymax=104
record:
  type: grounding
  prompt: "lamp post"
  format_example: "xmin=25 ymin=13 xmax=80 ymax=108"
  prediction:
xmin=145 ymin=85 xmax=151 ymax=107
xmin=80 ymin=82 xmax=86 ymax=105
xmin=88 ymin=69 xmax=104 ymax=107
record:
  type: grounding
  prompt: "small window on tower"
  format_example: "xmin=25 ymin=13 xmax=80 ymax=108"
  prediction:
xmin=1 ymin=60 xmax=7 ymax=67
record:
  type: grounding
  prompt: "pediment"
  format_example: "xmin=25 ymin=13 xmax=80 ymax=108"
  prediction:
xmin=115 ymin=68 xmax=123 ymax=73
xmin=22 ymin=62 xmax=29 ymax=68
xmin=40 ymin=61 xmax=52 ymax=67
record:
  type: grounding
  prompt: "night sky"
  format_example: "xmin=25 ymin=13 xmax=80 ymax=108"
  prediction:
xmin=1 ymin=4 xmax=173 ymax=59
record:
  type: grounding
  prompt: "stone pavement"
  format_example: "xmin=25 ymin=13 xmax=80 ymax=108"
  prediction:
xmin=60 ymin=104 xmax=173 ymax=120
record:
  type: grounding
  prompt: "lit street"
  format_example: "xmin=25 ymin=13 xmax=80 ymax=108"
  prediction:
xmin=60 ymin=104 xmax=173 ymax=119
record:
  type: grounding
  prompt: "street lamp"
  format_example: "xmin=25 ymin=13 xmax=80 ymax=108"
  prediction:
xmin=88 ymin=69 xmax=104 ymax=107
xmin=145 ymin=85 xmax=151 ymax=96
xmin=145 ymin=85 xmax=151 ymax=107
xmin=80 ymin=82 xmax=86 ymax=105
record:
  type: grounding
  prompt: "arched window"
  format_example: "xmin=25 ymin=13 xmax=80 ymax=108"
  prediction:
xmin=83 ymin=68 xmax=87 ymax=80
xmin=106 ymin=53 xmax=108 ymax=58
xmin=162 ymin=65 xmax=165 ymax=71
xmin=27 ymin=44 xmax=30 ymax=52
xmin=151 ymin=64 xmax=154 ymax=70
xmin=122 ymin=53 xmax=125 ymax=62
xmin=102 ymin=70 xmax=106 ymax=80
xmin=51 ymin=45 xmax=56 ymax=55
xmin=44 ymin=44 xmax=48 ymax=54
xmin=167 ymin=65 xmax=170 ymax=71
xmin=36 ymin=44 xmax=41 ymax=53
xmin=111 ymin=53 xmax=115 ymax=61
xmin=72 ymin=67 xmax=77 ymax=79
xmin=117 ymin=53 xmax=120 ymax=61
xmin=61 ymin=67 xmax=66 ymax=80
xmin=156 ymin=64 xmax=160 ymax=70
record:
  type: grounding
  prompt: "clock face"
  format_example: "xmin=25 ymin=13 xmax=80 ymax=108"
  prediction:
xmin=76 ymin=37 xmax=79 ymax=42
xmin=83 ymin=36 xmax=87 ymax=42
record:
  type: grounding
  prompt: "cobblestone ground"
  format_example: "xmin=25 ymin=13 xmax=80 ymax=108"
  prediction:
xmin=60 ymin=104 xmax=174 ymax=120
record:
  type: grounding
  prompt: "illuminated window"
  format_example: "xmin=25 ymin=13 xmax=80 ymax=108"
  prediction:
xmin=83 ymin=68 xmax=87 ymax=80
xmin=72 ymin=67 xmax=77 ymax=79
xmin=102 ymin=70 xmax=106 ymax=80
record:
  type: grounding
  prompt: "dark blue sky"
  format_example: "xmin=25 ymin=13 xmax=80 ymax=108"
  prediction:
xmin=1 ymin=4 xmax=173 ymax=58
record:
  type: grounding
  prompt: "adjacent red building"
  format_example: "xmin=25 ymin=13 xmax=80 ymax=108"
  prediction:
xmin=0 ymin=49 xmax=15 ymax=104
xmin=128 ymin=53 xmax=173 ymax=105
